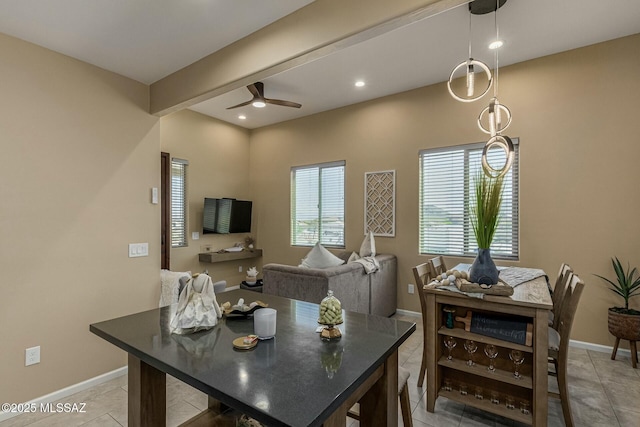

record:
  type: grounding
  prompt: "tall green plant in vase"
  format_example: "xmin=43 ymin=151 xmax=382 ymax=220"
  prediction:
xmin=469 ymin=172 xmax=504 ymax=285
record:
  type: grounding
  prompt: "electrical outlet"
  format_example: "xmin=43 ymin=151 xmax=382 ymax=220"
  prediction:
xmin=238 ymin=266 xmax=243 ymax=273
xmin=25 ymin=346 xmax=40 ymax=366
xmin=408 ymin=284 xmax=415 ymax=294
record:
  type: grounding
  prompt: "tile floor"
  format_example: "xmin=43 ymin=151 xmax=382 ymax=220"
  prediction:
xmin=2 ymin=313 xmax=639 ymax=426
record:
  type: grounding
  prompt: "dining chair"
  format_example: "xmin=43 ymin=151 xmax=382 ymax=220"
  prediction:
xmin=412 ymin=263 xmax=432 ymax=387
xmin=347 ymin=366 xmax=413 ymax=427
xmin=548 ymin=272 xmax=585 ymax=427
xmin=428 ymin=255 xmax=448 ymax=278
xmin=549 ymin=263 xmax=574 ymax=328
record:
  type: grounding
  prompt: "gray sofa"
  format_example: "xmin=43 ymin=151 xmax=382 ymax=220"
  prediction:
xmin=262 ymin=254 xmax=397 ymax=317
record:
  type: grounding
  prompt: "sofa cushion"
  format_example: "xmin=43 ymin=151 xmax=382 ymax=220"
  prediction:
xmin=299 ymin=242 xmax=345 ymax=269
xmin=359 ymin=231 xmax=376 ymax=257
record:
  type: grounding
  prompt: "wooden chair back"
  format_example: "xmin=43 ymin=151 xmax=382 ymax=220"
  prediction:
xmin=552 ymin=263 xmax=573 ymax=329
xmin=428 ymin=256 xmax=447 ymax=278
xmin=548 ymin=272 xmax=584 ymax=427
xmin=556 ymin=272 xmax=585 ymax=354
xmin=412 ymin=262 xmax=432 ymax=387
xmin=412 ymin=263 xmax=431 ymax=315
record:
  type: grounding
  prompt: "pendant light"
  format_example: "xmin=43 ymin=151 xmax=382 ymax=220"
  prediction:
xmin=447 ymin=10 xmax=492 ymax=103
xmin=478 ymin=0 xmax=514 ymax=178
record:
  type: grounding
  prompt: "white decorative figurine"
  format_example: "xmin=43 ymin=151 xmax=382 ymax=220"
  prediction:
xmin=246 ymin=267 xmax=258 ymax=285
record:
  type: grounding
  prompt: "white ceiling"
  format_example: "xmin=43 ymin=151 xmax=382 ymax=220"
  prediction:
xmin=1 ymin=0 xmax=639 ymax=129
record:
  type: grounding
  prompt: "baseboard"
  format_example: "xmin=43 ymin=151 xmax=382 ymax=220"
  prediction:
xmin=0 ymin=366 xmax=127 ymax=422
xmin=394 ymin=308 xmax=421 ymax=317
xmin=569 ymin=338 xmax=631 ymax=357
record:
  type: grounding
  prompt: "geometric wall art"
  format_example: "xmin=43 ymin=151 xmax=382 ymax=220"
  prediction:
xmin=364 ymin=170 xmax=396 ymax=237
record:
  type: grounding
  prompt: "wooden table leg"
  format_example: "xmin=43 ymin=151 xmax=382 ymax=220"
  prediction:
xmin=532 ymin=309 xmax=548 ymax=426
xmin=359 ymin=350 xmax=398 ymax=427
xmin=128 ymin=354 xmax=166 ymax=427
xmin=425 ymin=293 xmax=437 ymax=413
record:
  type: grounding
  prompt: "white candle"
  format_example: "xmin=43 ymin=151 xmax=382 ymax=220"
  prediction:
xmin=254 ymin=308 xmax=276 ymax=339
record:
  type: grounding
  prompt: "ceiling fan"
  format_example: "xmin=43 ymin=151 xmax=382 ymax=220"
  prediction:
xmin=226 ymin=82 xmax=302 ymax=110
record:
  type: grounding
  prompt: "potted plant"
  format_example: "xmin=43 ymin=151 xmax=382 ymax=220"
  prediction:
xmin=469 ymin=172 xmax=504 ymax=285
xmin=595 ymin=257 xmax=640 ymax=346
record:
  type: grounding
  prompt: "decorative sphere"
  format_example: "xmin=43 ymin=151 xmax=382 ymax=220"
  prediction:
xmin=442 ymin=279 xmax=450 ymax=286
xmin=446 ymin=270 xmax=453 ymax=275
xmin=453 ymin=271 xmax=461 ymax=278
xmin=448 ymin=275 xmax=456 ymax=283
xmin=440 ymin=273 xmax=448 ymax=280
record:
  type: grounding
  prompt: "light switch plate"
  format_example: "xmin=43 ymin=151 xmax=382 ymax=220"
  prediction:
xmin=128 ymin=243 xmax=149 ymax=257
xmin=26 ymin=346 xmax=40 ymax=366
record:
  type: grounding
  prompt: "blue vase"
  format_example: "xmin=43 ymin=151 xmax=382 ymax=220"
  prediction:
xmin=469 ymin=248 xmax=499 ymax=285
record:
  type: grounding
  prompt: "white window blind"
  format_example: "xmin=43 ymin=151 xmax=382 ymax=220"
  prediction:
xmin=171 ymin=158 xmax=188 ymax=248
xmin=419 ymin=140 xmax=519 ymax=259
xmin=291 ymin=161 xmax=345 ymax=247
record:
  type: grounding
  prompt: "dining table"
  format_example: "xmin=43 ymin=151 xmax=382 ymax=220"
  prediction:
xmin=423 ymin=263 xmax=553 ymax=426
xmin=90 ymin=289 xmax=415 ymax=427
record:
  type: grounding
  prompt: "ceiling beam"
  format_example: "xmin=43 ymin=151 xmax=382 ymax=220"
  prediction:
xmin=149 ymin=0 xmax=468 ymax=116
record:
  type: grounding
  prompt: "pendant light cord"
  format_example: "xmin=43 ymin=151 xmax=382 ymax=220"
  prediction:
xmin=468 ymin=11 xmax=472 ymax=59
xmin=493 ymin=0 xmax=499 ymax=97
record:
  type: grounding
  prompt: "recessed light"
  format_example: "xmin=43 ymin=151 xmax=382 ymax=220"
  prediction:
xmin=355 ymin=80 xmax=365 ymax=87
xmin=489 ymin=40 xmax=503 ymax=50
xmin=238 ymin=115 xmax=246 ymax=120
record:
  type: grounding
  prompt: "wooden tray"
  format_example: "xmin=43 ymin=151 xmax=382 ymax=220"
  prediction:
xmin=456 ymin=279 xmax=514 ymax=296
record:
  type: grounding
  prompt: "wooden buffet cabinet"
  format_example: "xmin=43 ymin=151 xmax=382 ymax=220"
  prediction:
xmin=424 ymin=273 xmax=552 ymax=426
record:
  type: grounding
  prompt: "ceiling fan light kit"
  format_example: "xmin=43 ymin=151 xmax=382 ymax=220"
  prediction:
xmin=448 ymin=0 xmax=514 ymax=178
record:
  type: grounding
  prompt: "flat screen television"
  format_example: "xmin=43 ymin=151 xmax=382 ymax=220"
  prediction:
xmin=203 ymin=198 xmax=252 ymax=234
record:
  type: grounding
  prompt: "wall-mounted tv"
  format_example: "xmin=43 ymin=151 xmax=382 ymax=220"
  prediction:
xmin=203 ymin=198 xmax=252 ymax=234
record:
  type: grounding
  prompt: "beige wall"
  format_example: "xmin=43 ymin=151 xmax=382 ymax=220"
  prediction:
xmin=250 ymin=33 xmax=640 ymax=348
xmin=160 ymin=110 xmax=257 ymax=286
xmin=0 ymin=33 xmax=160 ymax=403
xmin=2 ymin=22 xmax=638 ymax=407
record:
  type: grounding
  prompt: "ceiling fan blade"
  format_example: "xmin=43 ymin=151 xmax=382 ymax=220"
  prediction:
xmin=226 ymin=100 xmax=253 ymax=110
xmin=265 ymin=98 xmax=302 ymax=108
xmin=247 ymin=82 xmax=264 ymax=98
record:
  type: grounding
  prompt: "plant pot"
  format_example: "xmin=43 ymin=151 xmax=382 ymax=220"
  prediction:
xmin=469 ymin=248 xmax=499 ymax=285
xmin=608 ymin=308 xmax=640 ymax=341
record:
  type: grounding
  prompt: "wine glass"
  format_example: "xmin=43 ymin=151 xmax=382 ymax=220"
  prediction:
xmin=444 ymin=336 xmax=457 ymax=361
xmin=509 ymin=349 xmax=525 ymax=379
xmin=463 ymin=339 xmax=477 ymax=366
xmin=484 ymin=344 xmax=498 ymax=372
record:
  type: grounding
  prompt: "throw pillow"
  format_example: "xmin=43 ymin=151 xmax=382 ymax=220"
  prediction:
xmin=347 ymin=251 xmax=361 ymax=263
xmin=359 ymin=231 xmax=376 ymax=257
xmin=300 ymin=242 xmax=345 ymax=268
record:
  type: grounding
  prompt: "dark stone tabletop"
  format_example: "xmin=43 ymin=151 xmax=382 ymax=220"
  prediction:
xmin=90 ymin=289 xmax=415 ymax=427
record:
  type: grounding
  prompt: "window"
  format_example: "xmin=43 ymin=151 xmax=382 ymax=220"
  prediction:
xmin=419 ymin=140 xmax=519 ymax=259
xmin=291 ymin=161 xmax=345 ymax=247
xmin=171 ymin=158 xmax=188 ymax=248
